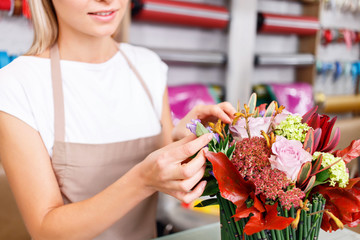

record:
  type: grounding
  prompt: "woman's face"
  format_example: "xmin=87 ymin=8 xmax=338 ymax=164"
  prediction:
xmin=52 ymin=0 xmax=128 ymax=39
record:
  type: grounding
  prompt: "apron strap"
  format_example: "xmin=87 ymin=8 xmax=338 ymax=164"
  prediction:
xmin=50 ymin=44 xmax=66 ymax=142
xmin=117 ymin=47 xmax=155 ymax=108
xmin=50 ymin=43 xmax=157 ymax=143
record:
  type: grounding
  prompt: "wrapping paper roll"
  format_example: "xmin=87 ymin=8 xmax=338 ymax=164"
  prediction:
xmin=132 ymin=0 xmax=229 ymax=29
xmin=152 ymin=48 xmax=226 ymax=66
xmin=255 ymin=54 xmax=315 ymax=66
xmin=0 ymin=0 xmax=11 ymax=11
xmin=22 ymin=0 xmax=30 ymax=18
xmin=315 ymin=93 xmax=360 ymax=113
xmin=258 ymin=12 xmax=320 ymax=35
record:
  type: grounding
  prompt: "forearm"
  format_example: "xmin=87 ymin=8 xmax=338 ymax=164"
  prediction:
xmin=33 ymin=166 xmax=154 ymax=240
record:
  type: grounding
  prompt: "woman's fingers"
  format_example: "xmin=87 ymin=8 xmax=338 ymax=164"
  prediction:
xmin=169 ymin=180 xmax=207 ymax=204
xmin=170 ymin=133 xmax=212 ymax=163
xmin=173 ymin=148 xmax=207 ymax=180
xmin=218 ymin=102 xmax=237 ymax=119
xmin=163 ymin=163 xmax=205 ymax=193
xmin=197 ymin=102 xmax=236 ymax=124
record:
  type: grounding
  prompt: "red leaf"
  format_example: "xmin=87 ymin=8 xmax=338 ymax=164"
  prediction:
xmin=303 ymin=128 xmax=314 ymax=153
xmin=333 ymin=140 xmax=360 ymax=164
xmin=243 ymin=202 xmax=294 ymax=235
xmin=321 ymin=127 xmax=340 ymax=153
xmin=302 ymin=105 xmax=318 ymax=124
xmin=309 ymin=114 xmax=321 ymax=130
xmin=205 ymin=152 xmax=255 ymax=208
xmin=311 ymin=154 xmax=323 ymax=175
xmin=318 ymin=116 xmax=336 ymax=151
xmin=314 ymin=178 xmax=360 ymax=231
xmin=313 ymin=128 xmax=322 ymax=154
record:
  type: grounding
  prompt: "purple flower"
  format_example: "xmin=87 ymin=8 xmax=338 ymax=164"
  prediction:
xmin=186 ymin=119 xmax=201 ymax=135
xmin=206 ymin=126 xmax=220 ymax=143
xmin=259 ymin=110 xmax=266 ymax=117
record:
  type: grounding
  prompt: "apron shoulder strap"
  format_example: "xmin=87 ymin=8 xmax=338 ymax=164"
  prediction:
xmin=117 ymin=46 xmax=155 ymax=109
xmin=50 ymin=44 xmax=66 ymax=142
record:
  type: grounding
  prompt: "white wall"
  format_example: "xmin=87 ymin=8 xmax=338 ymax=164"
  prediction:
xmin=0 ymin=12 xmax=32 ymax=55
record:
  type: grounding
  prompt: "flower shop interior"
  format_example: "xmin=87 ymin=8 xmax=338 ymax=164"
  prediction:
xmin=1 ymin=0 xmax=360 ymax=239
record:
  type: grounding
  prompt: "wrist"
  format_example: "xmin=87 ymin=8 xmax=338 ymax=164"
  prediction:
xmin=130 ymin=163 xmax=157 ymax=198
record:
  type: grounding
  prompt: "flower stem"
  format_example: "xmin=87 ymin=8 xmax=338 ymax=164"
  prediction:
xmin=314 ymin=197 xmax=325 ymax=239
xmin=260 ymin=230 xmax=267 ymax=240
xmin=220 ymin=207 xmax=230 ymax=239
xmin=298 ymin=210 xmax=304 ymax=240
xmin=217 ymin=193 xmax=240 ymax=239
xmin=229 ymin=201 xmax=244 ymax=239
xmin=290 ymin=206 xmax=296 ymax=240
xmin=271 ymin=230 xmax=277 ymax=240
xmin=303 ymin=210 xmax=308 ymax=240
xmin=284 ymin=208 xmax=290 ymax=240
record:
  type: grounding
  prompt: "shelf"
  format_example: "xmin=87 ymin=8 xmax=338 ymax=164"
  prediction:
xmin=255 ymin=53 xmax=315 ymax=66
xmin=152 ymin=48 xmax=226 ymax=66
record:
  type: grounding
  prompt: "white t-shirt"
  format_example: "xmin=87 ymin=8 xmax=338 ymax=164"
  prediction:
xmin=0 ymin=43 xmax=168 ymax=157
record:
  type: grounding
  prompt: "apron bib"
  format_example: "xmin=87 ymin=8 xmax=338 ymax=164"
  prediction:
xmin=50 ymin=44 xmax=161 ymax=240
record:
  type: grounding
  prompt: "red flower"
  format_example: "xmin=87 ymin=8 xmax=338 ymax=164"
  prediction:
xmin=333 ymin=139 xmax=360 ymax=164
xmin=314 ymin=178 xmax=360 ymax=232
xmin=243 ymin=202 xmax=294 ymax=235
xmin=205 ymin=151 xmax=255 ymax=208
xmin=302 ymin=106 xmax=340 ymax=152
xmin=205 ymin=152 xmax=294 ymax=235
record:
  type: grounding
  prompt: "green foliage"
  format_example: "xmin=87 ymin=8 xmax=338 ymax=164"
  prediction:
xmin=264 ymin=101 xmax=276 ymax=117
xmin=207 ymin=125 xmax=235 ymax=159
xmin=297 ymin=162 xmax=312 ymax=186
xmin=315 ymin=168 xmax=330 ymax=183
xmin=195 ymin=122 xmax=209 ymax=136
xmin=201 ymin=179 xmax=219 ymax=196
xmin=248 ymin=93 xmax=257 ymax=114
xmin=194 ymin=198 xmax=218 ymax=208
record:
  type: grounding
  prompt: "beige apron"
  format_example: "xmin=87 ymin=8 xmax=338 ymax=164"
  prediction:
xmin=50 ymin=44 xmax=161 ymax=240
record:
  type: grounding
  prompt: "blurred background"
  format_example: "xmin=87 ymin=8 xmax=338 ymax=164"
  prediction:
xmin=1 ymin=0 xmax=360 ymax=239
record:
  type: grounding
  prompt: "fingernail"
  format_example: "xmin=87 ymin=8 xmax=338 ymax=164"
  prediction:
xmin=207 ymin=133 xmax=213 ymax=140
xmin=201 ymin=180 xmax=207 ymax=187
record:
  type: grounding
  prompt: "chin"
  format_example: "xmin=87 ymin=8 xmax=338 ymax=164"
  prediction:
xmin=91 ymin=27 xmax=119 ymax=38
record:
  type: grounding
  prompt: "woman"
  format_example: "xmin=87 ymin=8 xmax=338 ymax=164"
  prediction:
xmin=0 ymin=0 xmax=236 ymax=239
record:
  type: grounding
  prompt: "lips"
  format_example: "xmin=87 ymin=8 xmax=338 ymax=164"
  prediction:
xmin=88 ymin=11 xmax=115 ymax=16
xmin=87 ymin=9 xmax=118 ymax=22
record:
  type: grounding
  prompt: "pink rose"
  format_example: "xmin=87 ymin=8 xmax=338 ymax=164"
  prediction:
xmin=269 ymin=136 xmax=312 ymax=181
xmin=230 ymin=117 xmax=271 ymax=139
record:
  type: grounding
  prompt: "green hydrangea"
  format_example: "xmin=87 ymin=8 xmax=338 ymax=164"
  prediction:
xmin=275 ymin=115 xmax=310 ymax=142
xmin=313 ymin=152 xmax=349 ymax=188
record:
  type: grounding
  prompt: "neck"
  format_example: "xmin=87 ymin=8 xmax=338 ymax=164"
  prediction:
xmin=57 ymin=32 xmax=118 ymax=64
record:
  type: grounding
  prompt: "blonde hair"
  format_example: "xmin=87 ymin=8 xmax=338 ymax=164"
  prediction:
xmin=26 ymin=0 xmax=58 ymax=55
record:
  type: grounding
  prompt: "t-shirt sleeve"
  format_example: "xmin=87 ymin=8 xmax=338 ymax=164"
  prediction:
xmin=0 ymin=63 xmax=38 ymax=131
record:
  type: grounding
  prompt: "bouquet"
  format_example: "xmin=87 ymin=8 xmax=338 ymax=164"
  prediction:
xmin=187 ymin=93 xmax=360 ymax=240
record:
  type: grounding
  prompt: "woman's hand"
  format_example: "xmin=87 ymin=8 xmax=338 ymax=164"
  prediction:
xmin=136 ymin=133 xmax=213 ymax=203
xmin=172 ymin=102 xmax=237 ymax=141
